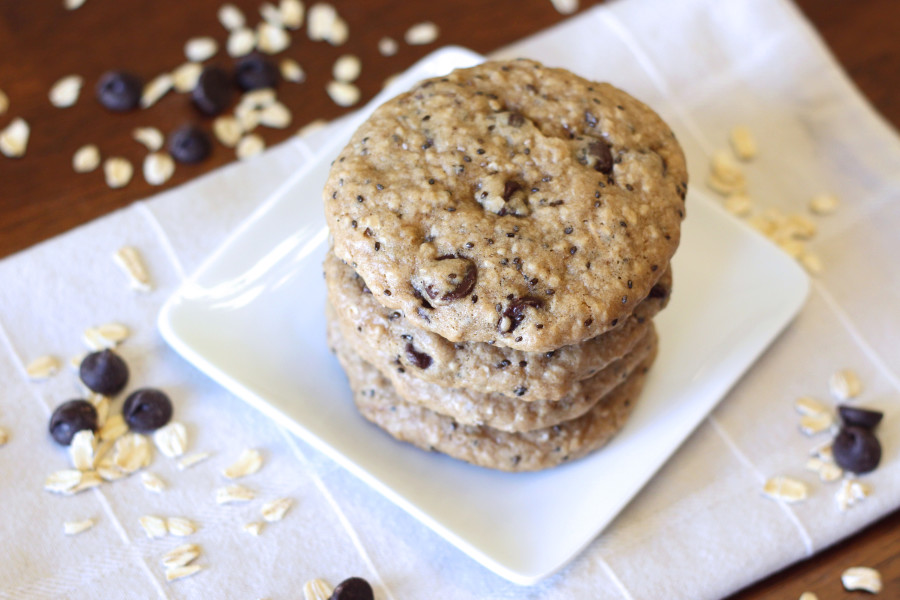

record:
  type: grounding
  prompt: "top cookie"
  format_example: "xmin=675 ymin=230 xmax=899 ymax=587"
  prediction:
xmin=324 ymin=59 xmax=687 ymax=352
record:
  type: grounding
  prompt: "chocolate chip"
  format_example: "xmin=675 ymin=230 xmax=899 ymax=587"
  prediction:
xmin=192 ymin=66 xmax=233 ymax=116
xmin=405 ymin=343 xmax=432 ymax=369
xmin=584 ymin=110 xmax=598 ymax=128
xmin=502 ymin=180 xmax=522 ymax=202
xmin=587 ymin=140 xmax=613 ymax=174
xmin=423 ymin=256 xmax=478 ymax=303
xmin=514 ymin=386 xmax=527 ymax=396
xmin=498 ymin=296 xmax=543 ymax=333
xmin=507 ymin=112 xmax=525 ymax=127
xmin=95 ymin=70 xmax=143 ymax=112
xmin=648 ymin=284 xmax=667 ymax=299
xmin=833 ymin=426 xmax=881 ymax=474
xmin=49 ymin=400 xmax=98 ymax=446
xmin=329 ymin=577 xmax=374 ymax=600
xmin=79 ymin=349 xmax=129 ymax=396
xmin=168 ymin=125 xmax=212 ymax=164
xmin=234 ymin=54 xmax=279 ymax=91
xmin=838 ymin=405 xmax=884 ymax=430
xmin=122 ymin=388 xmax=173 ymax=433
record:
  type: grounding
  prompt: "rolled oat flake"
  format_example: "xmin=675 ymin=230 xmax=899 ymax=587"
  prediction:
xmin=841 ymin=566 xmax=882 ymax=593
xmin=49 ymin=75 xmax=84 ymax=108
xmin=0 ymin=118 xmax=30 ymax=158
xmin=143 ymin=152 xmax=175 ymax=186
xmin=404 ymin=22 xmax=439 ymax=45
xmin=103 ymin=157 xmax=134 ymax=188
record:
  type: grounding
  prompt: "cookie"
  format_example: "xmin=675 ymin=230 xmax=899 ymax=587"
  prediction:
xmin=324 ymin=58 xmax=687 ymax=352
xmin=330 ymin=323 xmax=655 ymax=472
xmin=324 ymin=250 xmax=670 ymax=401
xmin=328 ymin=308 xmax=657 ymax=432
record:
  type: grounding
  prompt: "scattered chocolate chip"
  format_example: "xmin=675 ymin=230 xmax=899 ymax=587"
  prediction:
xmin=507 ymin=112 xmax=524 ymax=127
xmin=584 ymin=110 xmax=598 ymax=128
xmin=49 ymin=400 xmax=98 ymax=446
xmin=234 ymin=54 xmax=279 ymax=91
xmin=192 ymin=66 xmax=232 ymax=116
xmin=329 ymin=577 xmax=374 ymax=600
xmin=168 ymin=125 xmax=212 ymax=164
xmin=95 ymin=70 xmax=143 ymax=112
xmin=496 ymin=359 xmax=510 ymax=369
xmin=514 ymin=386 xmax=527 ymax=396
xmin=79 ymin=349 xmax=129 ymax=396
xmin=839 ymin=406 xmax=884 ymax=430
xmin=405 ymin=343 xmax=432 ymax=369
xmin=833 ymin=426 xmax=881 ymax=474
xmin=122 ymin=388 xmax=173 ymax=433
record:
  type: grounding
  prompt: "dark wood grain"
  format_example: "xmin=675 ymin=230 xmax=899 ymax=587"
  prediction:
xmin=0 ymin=1 xmax=898 ymax=597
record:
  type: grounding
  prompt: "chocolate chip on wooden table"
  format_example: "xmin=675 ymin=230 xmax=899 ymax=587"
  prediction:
xmin=838 ymin=405 xmax=884 ymax=430
xmin=192 ymin=66 xmax=233 ymax=116
xmin=168 ymin=125 xmax=212 ymax=164
xmin=234 ymin=54 xmax=279 ymax=91
xmin=832 ymin=426 xmax=882 ymax=474
xmin=95 ymin=70 xmax=143 ymax=112
xmin=79 ymin=349 xmax=129 ymax=395
xmin=329 ymin=577 xmax=374 ymax=600
xmin=122 ymin=388 xmax=173 ymax=433
xmin=49 ymin=399 xmax=98 ymax=445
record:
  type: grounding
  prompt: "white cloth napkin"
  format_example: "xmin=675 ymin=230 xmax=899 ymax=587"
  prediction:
xmin=1 ymin=0 xmax=898 ymax=598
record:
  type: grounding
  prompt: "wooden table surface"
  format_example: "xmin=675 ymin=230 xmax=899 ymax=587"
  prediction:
xmin=1 ymin=0 xmax=897 ymax=597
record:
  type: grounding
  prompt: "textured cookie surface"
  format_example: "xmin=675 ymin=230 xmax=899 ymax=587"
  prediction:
xmin=328 ymin=309 xmax=656 ymax=432
xmin=324 ymin=251 xmax=669 ymax=401
xmin=324 ymin=58 xmax=687 ymax=352
xmin=331 ymin=324 xmax=654 ymax=472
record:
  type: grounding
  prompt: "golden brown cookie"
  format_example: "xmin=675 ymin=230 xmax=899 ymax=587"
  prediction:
xmin=329 ymin=322 xmax=656 ymax=472
xmin=324 ymin=250 xmax=670 ymax=401
xmin=327 ymin=302 xmax=657 ymax=432
xmin=324 ymin=58 xmax=687 ymax=352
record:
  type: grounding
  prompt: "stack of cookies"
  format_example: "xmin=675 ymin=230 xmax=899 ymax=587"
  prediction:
xmin=322 ymin=59 xmax=687 ymax=472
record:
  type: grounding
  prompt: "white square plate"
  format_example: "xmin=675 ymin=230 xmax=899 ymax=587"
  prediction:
xmin=158 ymin=47 xmax=809 ymax=585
